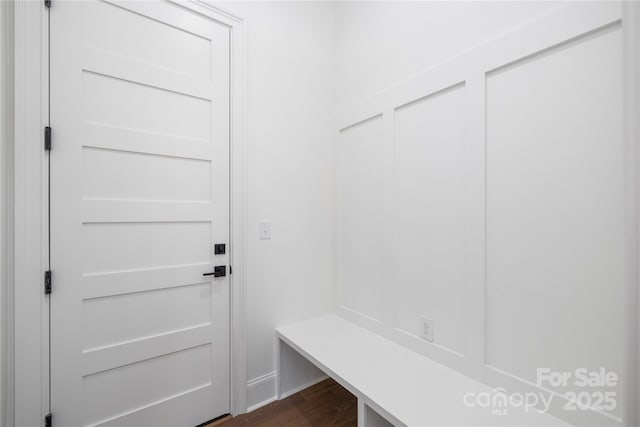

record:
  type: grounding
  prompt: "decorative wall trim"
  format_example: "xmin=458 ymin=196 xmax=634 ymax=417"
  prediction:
xmin=334 ymin=3 xmax=636 ymax=426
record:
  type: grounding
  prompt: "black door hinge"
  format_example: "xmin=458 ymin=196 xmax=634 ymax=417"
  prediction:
xmin=44 ymin=126 xmax=52 ymax=151
xmin=44 ymin=270 xmax=52 ymax=295
xmin=44 ymin=0 xmax=51 ymax=8
xmin=229 ymin=266 xmax=233 ymax=275
xmin=44 ymin=413 xmax=52 ymax=427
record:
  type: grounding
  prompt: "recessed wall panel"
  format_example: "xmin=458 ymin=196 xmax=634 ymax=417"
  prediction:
xmin=82 ymin=147 xmax=211 ymax=202
xmin=338 ymin=115 xmax=385 ymax=322
xmin=82 ymin=222 xmax=211 ymax=274
xmin=485 ymin=25 xmax=624 ymax=409
xmin=83 ymin=0 xmax=212 ymax=81
xmin=83 ymin=344 xmax=212 ymax=426
xmin=83 ymin=283 xmax=212 ymax=351
xmin=394 ymin=84 xmax=466 ymax=355
xmin=82 ymin=71 xmax=211 ymax=141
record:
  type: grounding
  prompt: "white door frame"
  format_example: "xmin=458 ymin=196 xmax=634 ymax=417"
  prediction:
xmin=11 ymin=1 xmax=247 ymax=425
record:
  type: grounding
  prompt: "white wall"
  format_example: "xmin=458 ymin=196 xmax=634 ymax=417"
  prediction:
xmin=335 ymin=1 xmax=560 ymax=108
xmin=218 ymin=1 xmax=335 ymax=411
xmin=333 ymin=2 xmax=633 ymax=426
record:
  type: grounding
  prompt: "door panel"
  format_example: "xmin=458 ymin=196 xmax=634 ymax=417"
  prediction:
xmin=50 ymin=1 xmax=230 ymax=426
xmin=83 ymin=345 xmax=213 ymax=426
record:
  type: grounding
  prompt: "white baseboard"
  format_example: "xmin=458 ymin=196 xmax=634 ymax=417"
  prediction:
xmin=246 ymin=397 xmax=277 ymax=414
xmin=246 ymin=371 xmax=277 ymax=413
xmin=246 ymin=371 xmax=329 ymax=413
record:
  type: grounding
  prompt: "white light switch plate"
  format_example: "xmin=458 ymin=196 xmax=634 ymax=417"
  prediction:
xmin=259 ymin=220 xmax=272 ymax=240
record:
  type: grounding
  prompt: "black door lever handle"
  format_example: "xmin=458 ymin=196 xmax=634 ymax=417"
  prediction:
xmin=203 ymin=266 xmax=226 ymax=278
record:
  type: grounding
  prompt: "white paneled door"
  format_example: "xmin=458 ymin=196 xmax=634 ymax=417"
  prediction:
xmin=49 ymin=1 xmax=230 ymax=426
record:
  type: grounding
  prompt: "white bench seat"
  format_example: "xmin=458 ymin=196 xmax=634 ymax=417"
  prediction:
xmin=276 ymin=314 xmax=570 ymax=427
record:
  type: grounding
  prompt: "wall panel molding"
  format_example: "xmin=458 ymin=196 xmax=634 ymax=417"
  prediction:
xmin=333 ymin=3 xmax=634 ymax=426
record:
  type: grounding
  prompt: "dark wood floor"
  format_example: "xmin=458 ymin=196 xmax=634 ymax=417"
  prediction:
xmin=210 ymin=379 xmax=357 ymax=427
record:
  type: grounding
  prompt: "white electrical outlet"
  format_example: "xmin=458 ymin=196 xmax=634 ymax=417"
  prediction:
xmin=420 ymin=316 xmax=434 ymax=342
